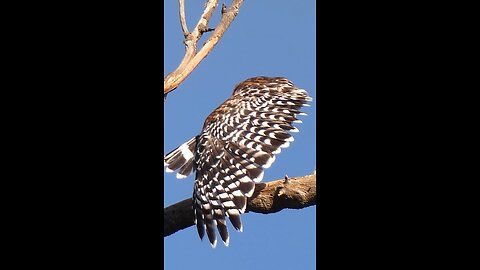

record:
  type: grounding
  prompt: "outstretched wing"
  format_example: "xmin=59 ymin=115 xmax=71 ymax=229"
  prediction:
xmin=192 ymin=77 xmax=312 ymax=247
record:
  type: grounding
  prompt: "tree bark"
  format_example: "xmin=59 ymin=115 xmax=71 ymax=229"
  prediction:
xmin=164 ymin=172 xmax=316 ymax=237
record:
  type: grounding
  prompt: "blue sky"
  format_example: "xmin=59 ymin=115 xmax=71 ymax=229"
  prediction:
xmin=164 ymin=1 xmax=316 ymax=269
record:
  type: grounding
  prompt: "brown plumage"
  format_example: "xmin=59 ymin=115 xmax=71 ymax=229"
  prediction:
xmin=164 ymin=76 xmax=312 ymax=247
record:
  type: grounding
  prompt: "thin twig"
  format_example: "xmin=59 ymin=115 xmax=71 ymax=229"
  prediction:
xmin=178 ymin=0 xmax=189 ymax=36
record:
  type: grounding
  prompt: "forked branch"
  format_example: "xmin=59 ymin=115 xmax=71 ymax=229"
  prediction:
xmin=164 ymin=0 xmax=245 ymax=97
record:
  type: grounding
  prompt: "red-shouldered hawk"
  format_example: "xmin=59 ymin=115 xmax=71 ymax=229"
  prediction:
xmin=164 ymin=76 xmax=312 ymax=247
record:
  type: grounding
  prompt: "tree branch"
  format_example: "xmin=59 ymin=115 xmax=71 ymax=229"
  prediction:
xmin=178 ymin=0 xmax=189 ymax=37
xmin=164 ymin=172 xmax=317 ymax=237
xmin=164 ymin=0 xmax=245 ymax=97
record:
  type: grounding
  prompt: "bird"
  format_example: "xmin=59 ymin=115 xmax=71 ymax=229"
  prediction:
xmin=164 ymin=76 xmax=312 ymax=247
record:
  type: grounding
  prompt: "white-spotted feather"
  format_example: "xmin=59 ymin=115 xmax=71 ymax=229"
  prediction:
xmin=164 ymin=77 xmax=312 ymax=247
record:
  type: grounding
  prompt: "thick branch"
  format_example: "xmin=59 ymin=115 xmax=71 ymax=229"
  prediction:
xmin=164 ymin=172 xmax=317 ymax=237
xmin=164 ymin=0 xmax=244 ymax=96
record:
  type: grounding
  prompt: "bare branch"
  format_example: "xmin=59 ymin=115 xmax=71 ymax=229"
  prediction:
xmin=164 ymin=172 xmax=317 ymax=237
xmin=164 ymin=0 xmax=245 ymax=96
xmin=178 ymin=0 xmax=189 ymax=37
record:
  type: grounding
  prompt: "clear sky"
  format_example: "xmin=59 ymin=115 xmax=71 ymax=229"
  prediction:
xmin=164 ymin=1 xmax=316 ymax=269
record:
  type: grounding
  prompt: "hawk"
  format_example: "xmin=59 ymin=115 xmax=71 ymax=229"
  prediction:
xmin=164 ymin=76 xmax=312 ymax=247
